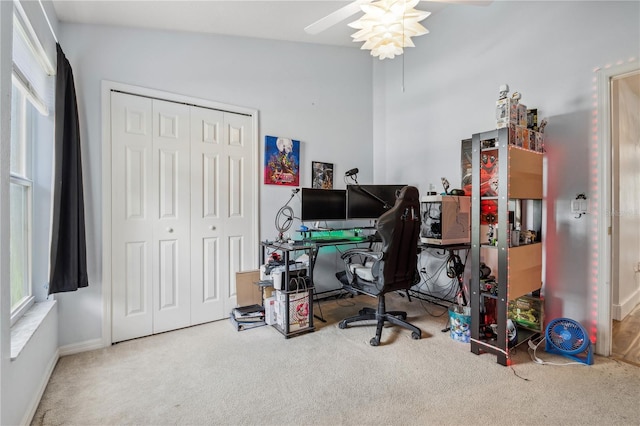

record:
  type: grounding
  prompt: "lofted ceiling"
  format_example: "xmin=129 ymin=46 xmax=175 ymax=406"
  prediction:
xmin=51 ymin=0 xmax=453 ymax=49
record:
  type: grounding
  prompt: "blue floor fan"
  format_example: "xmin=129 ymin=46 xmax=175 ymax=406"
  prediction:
xmin=545 ymin=317 xmax=594 ymax=365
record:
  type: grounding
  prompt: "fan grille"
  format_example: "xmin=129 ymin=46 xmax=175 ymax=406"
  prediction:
xmin=546 ymin=318 xmax=589 ymax=355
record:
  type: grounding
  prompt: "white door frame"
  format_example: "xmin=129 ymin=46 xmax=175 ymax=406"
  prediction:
xmin=101 ymin=80 xmax=260 ymax=347
xmin=595 ymin=61 xmax=639 ymax=356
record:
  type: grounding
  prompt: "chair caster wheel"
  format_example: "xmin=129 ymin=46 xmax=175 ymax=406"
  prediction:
xmin=338 ymin=321 xmax=347 ymax=329
xmin=411 ymin=332 xmax=421 ymax=340
xmin=370 ymin=337 xmax=380 ymax=346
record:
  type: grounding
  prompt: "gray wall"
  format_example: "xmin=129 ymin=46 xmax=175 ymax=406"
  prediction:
xmin=372 ymin=1 xmax=640 ymax=330
xmin=56 ymin=22 xmax=374 ymax=347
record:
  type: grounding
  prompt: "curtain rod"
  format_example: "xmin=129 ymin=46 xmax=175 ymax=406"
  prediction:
xmin=37 ymin=0 xmax=58 ymax=44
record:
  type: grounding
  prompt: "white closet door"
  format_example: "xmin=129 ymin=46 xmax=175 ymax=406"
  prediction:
xmin=223 ymin=112 xmax=256 ymax=307
xmin=151 ymin=99 xmax=191 ymax=333
xmin=190 ymin=107 xmax=255 ymax=324
xmin=110 ymin=88 xmax=257 ymax=342
xmin=111 ymin=92 xmax=154 ymax=342
xmin=190 ymin=107 xmax=225 ymax=323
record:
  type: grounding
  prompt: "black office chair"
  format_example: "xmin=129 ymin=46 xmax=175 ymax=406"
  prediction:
xmin=336 ymin=185 xmax=422 ymax=346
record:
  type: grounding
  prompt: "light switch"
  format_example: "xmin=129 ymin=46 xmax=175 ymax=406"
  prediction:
xmin=571 ymin=199 xmax=589 ymax=214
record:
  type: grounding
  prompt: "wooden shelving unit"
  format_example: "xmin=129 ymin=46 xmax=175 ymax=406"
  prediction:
xmin=469 ymin=127 xmax=544 ymax=366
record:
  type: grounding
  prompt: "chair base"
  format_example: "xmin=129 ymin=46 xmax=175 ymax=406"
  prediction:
xmin=338 ymin=295 xmax=422 ymax=346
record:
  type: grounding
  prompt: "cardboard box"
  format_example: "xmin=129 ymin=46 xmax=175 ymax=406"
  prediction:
xmin=236 ymin=270 xmax=262 ymax=307
xmin=496 ymin=98 xmax=518 ymax=128
xmin=264 ymin=296 xmax=276 ymax=325
xmin=517 ymin=104 xmax=527 ymax=127
xmin=516 ymin=126 xmax=525 ymax=148
xmin=535 ymin=132 xmax=544 ymax=152
xmin=527 ymin=108 xmax=538 ymax=131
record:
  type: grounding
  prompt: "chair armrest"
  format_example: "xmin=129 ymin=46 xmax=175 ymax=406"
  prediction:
xmin=341 ymin=248 xmax=382 ymax=262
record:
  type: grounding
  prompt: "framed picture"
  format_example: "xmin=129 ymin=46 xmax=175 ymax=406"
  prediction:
xmin=264 ymin=136 xmax=300 ymax=186
xmin=311 ymin=161 xmax=334 ymax=189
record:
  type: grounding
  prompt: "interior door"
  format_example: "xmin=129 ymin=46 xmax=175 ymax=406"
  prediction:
xmin=190 ymin=106 xmax=225 ymax=323
xmin=111 ymin=93 xmax=191 ymax=340
xmin=223 ymin=112 xmax=256 ymax=309
xmin=612 ymin=71 xmax=640 ymax=321
xmin=111 ymin=92 xmax=154 ymax=342
xmin=190 ymin=107 xmax=255 ymax=324
xmin=151 ymin=99 xmax=191 ymax=333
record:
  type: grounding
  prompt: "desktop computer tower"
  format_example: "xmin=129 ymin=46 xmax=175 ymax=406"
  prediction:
xmin=420 ymin=195 xmax=471 ymax=245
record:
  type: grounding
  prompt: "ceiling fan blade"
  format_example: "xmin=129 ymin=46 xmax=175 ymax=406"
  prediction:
xmin=304 ymin=1 xmax=370 ymax=35
xmin=429 ymin=0 xmax=493 ymax=5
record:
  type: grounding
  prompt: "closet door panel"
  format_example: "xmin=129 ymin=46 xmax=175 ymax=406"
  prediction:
xmin=190 ymin=107 xmax=226 ymax=324
xmin=152 ymin=99 xmax=191 ymax=333
xmin=111 ymin=92 xmax=154 ymax=343
xmin=223 ymin=113 xmax=255 ymax=305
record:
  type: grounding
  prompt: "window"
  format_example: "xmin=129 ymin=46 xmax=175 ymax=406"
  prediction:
xmin=9 ymin=5 xmax=54 ymax=325
xmin=10 ymin=79 xmax=37 ymax=323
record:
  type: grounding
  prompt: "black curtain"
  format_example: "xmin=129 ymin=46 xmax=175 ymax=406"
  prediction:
xmin=49 ymin=43 xmax=88 ymax=294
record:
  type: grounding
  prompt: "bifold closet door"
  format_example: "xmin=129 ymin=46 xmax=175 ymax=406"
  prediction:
xmin=111 ymin=92 xmax=154 ymax=342
xmin=151 ymin=99 xmax=191 ymax=334
xmin=190 ymin=106 xmax=254 ymax=324
xmin=111 ymin=92 xmax=191 ymax=342
xmin=111 ymin=91 xmax=256 ymax=342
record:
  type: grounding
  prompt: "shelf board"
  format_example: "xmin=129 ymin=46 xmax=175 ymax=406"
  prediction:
xmin=508 ymin=243 xmax=543 ymax=299
xmin=508 ymin=146 xmax=543 ymax=198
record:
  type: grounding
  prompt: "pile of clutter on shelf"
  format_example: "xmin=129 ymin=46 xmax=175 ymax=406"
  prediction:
xmin=495 ymin=84 xmax=547 ymax=153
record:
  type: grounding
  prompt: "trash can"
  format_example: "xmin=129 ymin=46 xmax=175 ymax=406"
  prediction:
xmin=449 ymin=305 xmax=471 ymax=343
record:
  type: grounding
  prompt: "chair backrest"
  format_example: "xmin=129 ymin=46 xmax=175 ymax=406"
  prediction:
xmin=376 ymin=185 xmax=421 ymax=293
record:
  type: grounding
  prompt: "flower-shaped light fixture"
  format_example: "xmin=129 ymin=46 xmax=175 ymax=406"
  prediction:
xmin=348 ymin=0 xmax=431 ymax=60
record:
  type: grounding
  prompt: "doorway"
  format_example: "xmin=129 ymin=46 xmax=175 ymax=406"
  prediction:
xmin=595 ymin=62 xmax=640 ymax=361
xmin=610 ymin=70 xmax=640 ymax=365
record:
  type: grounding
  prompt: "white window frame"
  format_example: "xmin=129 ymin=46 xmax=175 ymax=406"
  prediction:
xmin=9 ymin=2 xmax=53 ymax=326
xmin=9 ymin=80 xmax=35 ymax=326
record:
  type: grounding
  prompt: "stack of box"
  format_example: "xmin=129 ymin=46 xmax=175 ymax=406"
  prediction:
xmin=496 ymin=92 xmax=544 ymax=152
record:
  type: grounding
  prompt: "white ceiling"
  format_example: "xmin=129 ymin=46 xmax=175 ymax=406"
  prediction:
xmin=50 ymin=0 xmax=458 ymax=48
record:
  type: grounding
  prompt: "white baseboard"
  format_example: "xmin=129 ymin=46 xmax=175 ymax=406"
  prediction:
xmin=21 ymin=348 xmax=59 ymax=426
xmin=612 ymin=287 xmax=640 ymax=321
xmin=58 ymin=338 xmax=106 ymax=356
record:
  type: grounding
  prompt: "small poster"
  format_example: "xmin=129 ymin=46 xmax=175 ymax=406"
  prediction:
xmin=311 ymin=161 xmax=334 ymax=189
xmin=264 ymin=136 xmax=300 ymax=186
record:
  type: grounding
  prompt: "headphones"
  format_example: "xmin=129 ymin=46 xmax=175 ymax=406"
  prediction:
xmin=446 ymin=254 xmax=465 ymax=278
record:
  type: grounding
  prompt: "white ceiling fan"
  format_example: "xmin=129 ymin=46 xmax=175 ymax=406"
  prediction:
xmin=304 ymin=0 xmax=491 ymax=35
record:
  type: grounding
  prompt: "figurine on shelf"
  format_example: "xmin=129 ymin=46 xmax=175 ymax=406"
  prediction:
xmin=487 ymin=223 xmax=496 ymax=246
xmin=498 ymin=84 xmax=509 ymax=100
xmin=511 ymin=91 xmax=522 ymax=103
xmin=539 ymin=118 xmax=548 ymax=133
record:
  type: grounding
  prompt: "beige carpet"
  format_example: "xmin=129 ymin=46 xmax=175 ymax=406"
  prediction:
xmin=33 ymin=294 xmax=640 ymax=425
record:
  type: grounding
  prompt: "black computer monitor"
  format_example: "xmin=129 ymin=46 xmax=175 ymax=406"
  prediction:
xmin=301 ymin=188 xmax=347 ymax=221
xmin=346 ymin=184 xmax=406 ymax=219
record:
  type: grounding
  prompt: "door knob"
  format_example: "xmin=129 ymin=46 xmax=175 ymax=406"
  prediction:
xmin=167 ymin=227 xmax=174 ymax=233
xmin=209 ymin=225 xmax=216 ymax=230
